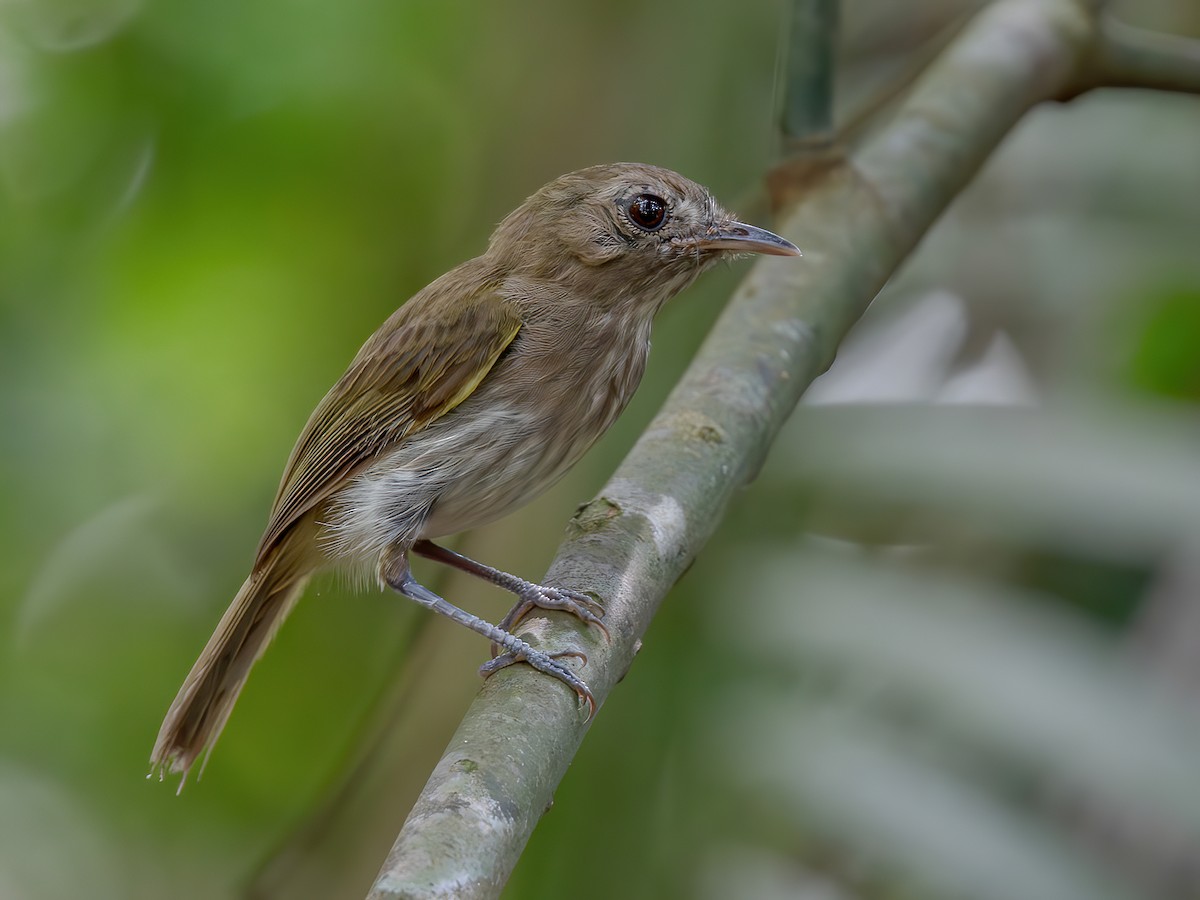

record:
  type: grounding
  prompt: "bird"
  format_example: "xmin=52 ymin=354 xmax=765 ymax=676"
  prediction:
xmin=150 ymin=162 xmax=800 ymax=785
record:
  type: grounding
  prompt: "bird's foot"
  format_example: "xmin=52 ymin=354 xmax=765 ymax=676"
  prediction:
xmin=498 ymin=582 xmax=609 ymax=639
xmin=409 ymin=541 xmax=608 ymax=648
xmin=480 ymin=645 xmax=596 ymax=720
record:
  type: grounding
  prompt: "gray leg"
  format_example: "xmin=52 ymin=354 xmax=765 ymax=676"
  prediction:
xmin=412 ymin=539 xmax=609 ymax=641
xmin=381 ymin=547 xmax=596 ymax=717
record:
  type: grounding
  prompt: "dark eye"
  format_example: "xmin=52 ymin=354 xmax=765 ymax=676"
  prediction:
xmin=628 ymin=193 xmax=667 ymax=231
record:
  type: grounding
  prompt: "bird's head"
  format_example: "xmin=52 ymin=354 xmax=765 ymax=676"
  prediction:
xmin=489 ymin=162 xmax=799 ymax=309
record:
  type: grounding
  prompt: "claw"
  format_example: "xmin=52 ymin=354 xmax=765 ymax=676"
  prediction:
xmin=491 ymin=586 xmax=610 ymax=657
xmin=481 ymin=647 xmax=596 ymax=721
xmin=506 ymin=586 xmax=609 ymax=638
xmin=480 ymin=648 xmax=588 ymax=675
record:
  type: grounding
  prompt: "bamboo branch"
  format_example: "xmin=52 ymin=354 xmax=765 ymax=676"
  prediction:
xmin=1067 ymin=18 xmax=1200 ymax=98
xmin=363 ymin=1 xmax=1200 ymax=897
xmin=780 ymin=0 xmax=839 ymax=149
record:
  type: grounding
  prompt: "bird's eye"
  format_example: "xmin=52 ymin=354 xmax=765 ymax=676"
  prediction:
xmin=627 ymin=193 xmax=668 ymax=231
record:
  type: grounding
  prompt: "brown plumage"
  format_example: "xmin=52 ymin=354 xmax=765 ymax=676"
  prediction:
xmin=151 ymin=163 xmax=799 ymax=785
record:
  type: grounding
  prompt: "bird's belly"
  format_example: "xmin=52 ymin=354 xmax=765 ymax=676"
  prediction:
xmin=417 ymin=403 xmax=594 ymax=538
xmin=321 ymin=393 xmax=614 ymax=562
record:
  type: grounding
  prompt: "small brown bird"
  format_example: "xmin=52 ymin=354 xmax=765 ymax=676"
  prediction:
xmin=151 ymin=162 xmax=799 ymax=783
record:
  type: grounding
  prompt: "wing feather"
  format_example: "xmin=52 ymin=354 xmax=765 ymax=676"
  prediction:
xmin=254 ymin=287 xmax=521 ymax=564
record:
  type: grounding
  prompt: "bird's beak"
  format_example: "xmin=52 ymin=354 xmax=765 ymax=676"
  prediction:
xmin=694 ymin=221 xmax=802 ymax=257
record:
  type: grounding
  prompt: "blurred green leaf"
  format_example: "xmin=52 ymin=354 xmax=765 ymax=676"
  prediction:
xmin=718 ymin=546 xmax=1200 ymax=836
xmin=1124 ymin=285 xmax=1200 ymax=402
xmin=710 ymin=697 xmax=1142 ymax=900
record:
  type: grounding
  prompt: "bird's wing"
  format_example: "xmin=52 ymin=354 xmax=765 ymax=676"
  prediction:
xmin=254 ymin=287 xmax=521 ymax=564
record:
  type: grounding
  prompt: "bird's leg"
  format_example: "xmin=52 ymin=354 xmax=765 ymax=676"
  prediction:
xmin=412 ymin=539 xmax=609 ymax=643
xmin=380 ymin=546 xmax=595 ymax=717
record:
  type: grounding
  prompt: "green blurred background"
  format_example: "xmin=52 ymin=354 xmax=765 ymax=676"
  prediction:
xmin=2 ymin=0 xmax=1200 ymax=898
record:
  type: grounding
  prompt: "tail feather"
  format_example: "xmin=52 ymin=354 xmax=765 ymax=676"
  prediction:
xmin=151 ymin=563 xmax=309 ymax=788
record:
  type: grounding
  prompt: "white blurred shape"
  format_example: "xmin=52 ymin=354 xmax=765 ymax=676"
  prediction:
xmin=698 ymin=845 xmax=853 ymax=900
xmin=805 ymin=290 xmax=968 ymax=405
xmin=938 ymin=331 xmax=1038 ymax=406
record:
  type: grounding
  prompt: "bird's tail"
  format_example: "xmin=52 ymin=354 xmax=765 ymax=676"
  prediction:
xmin=151 ymin=560 xmax=309 ymax=789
